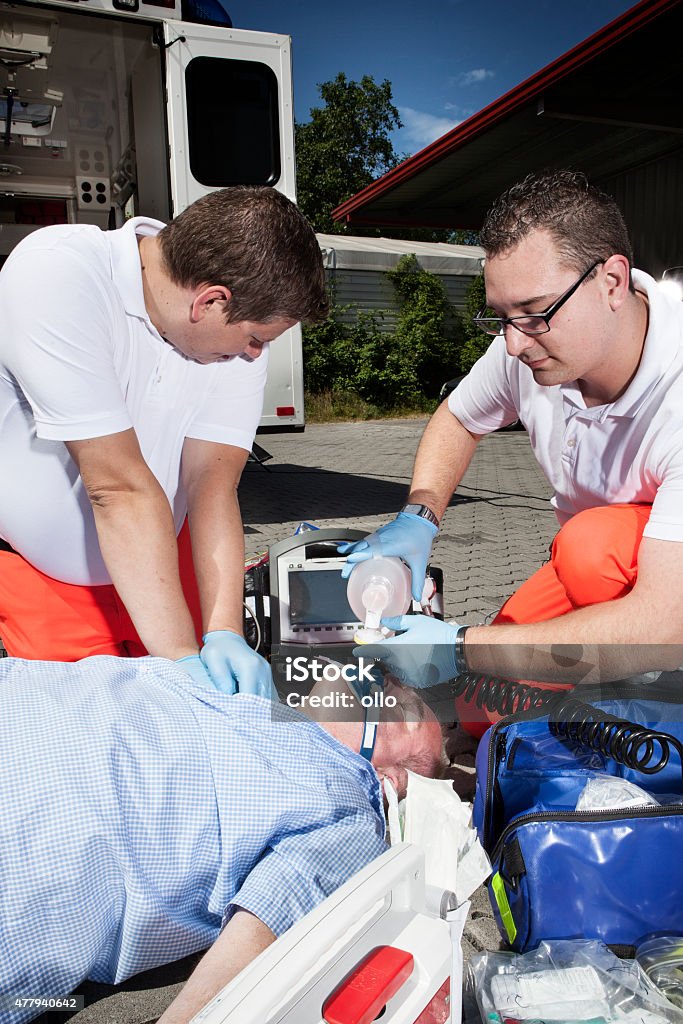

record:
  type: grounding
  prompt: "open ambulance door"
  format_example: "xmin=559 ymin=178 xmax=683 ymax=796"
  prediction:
xmin=162 ymin=21 xmax=304 ymax=429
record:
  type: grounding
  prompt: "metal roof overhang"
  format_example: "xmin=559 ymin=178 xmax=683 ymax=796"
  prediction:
xmin=332 ymin=0 xmax=683 ymax=230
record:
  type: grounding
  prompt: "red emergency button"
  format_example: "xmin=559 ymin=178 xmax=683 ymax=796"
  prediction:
xmin=322 ymin=945 xmax=414 ymax=1024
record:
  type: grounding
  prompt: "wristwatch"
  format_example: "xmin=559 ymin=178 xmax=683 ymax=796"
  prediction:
xmin=454 ymin=624 xmax=469 ymax=675
xmin=401 ymin=503 xmax=440 ymax=528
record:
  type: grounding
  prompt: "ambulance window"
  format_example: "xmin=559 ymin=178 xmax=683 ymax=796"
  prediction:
xmin=185 ymin=57 xmax=281 ymax=187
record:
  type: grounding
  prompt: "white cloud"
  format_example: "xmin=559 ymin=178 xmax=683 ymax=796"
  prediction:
xmin=445 ymin=101 xmax=474 ymax=118
xmin=459 ymin=68 xmax=494 ymax=86
xmin=398 ymin=107 xmax=460 ymax=153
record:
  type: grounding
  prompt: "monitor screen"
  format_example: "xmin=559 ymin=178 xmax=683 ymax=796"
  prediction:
xmin=289 ymin=569 xmax=356 ymax=626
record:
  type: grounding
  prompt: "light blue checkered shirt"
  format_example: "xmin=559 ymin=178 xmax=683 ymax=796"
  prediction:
xmin=0 ymin=656 xmax=386 ymax=1021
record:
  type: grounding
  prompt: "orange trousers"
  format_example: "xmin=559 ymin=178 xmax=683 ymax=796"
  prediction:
xmin=0 ymin=520 xmax=203 ymax=660
xmin=456 ymin=503 xmax=652 ymax=737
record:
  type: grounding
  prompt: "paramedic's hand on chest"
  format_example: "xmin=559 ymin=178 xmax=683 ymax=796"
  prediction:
xmin=200 ymin=629 xmax=276 ymax=698
xmin=67 ymin=430 xmax=274 ymax=693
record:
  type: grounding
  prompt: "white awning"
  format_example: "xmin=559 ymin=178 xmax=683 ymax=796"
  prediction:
xmin=317 ymin=233 xmax=484 ymax=276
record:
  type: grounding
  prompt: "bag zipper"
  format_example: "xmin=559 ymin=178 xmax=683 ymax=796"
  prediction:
xmin=490 ymin=801 xmax=683 ymax=866
xmin=480 ymin=683 xmax=683 ymax=850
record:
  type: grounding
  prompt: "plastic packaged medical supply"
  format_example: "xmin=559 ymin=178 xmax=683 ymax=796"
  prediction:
xmin=576 ymin=774 xmax=659 ymax=811
xmin=347 ymin=556 xmax=411 ymax=643
xmin=467 ymin=939 xmax=683 ymax=1024
xmin=637 ymin=937 xmax=683 ymax=1010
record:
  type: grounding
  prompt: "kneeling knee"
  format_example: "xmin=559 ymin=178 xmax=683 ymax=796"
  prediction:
xmin=552 ymin=506 xmax=644 ymax=606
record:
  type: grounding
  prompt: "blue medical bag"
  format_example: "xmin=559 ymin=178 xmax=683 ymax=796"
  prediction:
xmin=472 ymin=681 xmax=683 ymax=953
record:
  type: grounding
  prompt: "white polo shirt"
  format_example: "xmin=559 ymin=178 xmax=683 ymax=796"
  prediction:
xmin=0 ymin=218 xmax=268 ymax=585
xmin=449 ymin=270 xmax=683 ymax=542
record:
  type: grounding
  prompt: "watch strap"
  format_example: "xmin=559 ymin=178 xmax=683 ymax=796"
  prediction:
xmin=401 ymin=503 xmax=440 ymax=528
xmin=454 ymin=624 xmax=469 ymax=675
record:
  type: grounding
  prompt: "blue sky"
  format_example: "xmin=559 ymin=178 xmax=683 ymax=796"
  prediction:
xmin=225 ymin=0 xmax=641 ymax=157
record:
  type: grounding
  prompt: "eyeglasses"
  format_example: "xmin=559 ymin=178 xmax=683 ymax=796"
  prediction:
xmin=473 ymin=260 xmax=604 ymax=337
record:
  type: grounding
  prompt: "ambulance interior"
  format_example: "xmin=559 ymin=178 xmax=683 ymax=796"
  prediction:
xmin=0 ymin=2 xmax=281 ymax=267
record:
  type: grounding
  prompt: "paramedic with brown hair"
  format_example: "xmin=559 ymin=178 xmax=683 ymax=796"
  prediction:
xmin=0 ymin=186 xmax=328 ymax=694
xmin=343 ymin=169 xmax=683 ymax=729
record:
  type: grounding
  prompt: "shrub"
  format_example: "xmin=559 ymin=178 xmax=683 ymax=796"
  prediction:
xmin=301 ymin=308 xmax=355 ymax=395
xmin=301 ymin=254 xmax=470 ymax=418
xmin=458 ymin=273 xmax=492 ymax=373
xmin=387 ymin=254 xmax=463 ymax=398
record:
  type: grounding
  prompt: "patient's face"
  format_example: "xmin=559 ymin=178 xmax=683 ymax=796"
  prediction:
xmin=378 ymin=679 xmax=445 ymax=794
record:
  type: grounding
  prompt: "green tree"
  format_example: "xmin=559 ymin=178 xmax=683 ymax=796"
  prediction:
xmin=295 ymin=73 xmax=402 ymax=234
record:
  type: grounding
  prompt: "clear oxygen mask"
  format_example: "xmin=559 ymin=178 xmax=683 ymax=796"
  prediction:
xmin=346 ymin=556 xmax=411 ymax=644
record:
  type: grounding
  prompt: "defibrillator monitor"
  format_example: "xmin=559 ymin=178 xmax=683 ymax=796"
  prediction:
xmin=269 ymin=529 xmax=367 ymax=647
xmin=288 ymin=567 xmax=355 ymax=627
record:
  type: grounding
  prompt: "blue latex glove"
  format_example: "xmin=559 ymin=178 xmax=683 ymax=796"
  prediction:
xmin=200 ymin=629 xmax=277 ymax=699
xmin=353 ymin=614 xmax=460 ymax=689
xmin=175 ymin=654 xmax=215 ymax=689
xmin=339 ymin=512 xmax=438 ymax=602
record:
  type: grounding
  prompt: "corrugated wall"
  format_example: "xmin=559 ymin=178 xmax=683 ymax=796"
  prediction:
xmin=602 ymin=149 xmax=683 ymax=279
xmin=328 ymin=268 xmax=478 ymax=332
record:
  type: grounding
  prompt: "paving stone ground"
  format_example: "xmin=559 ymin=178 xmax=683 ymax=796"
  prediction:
xmin=40 ymin=420 xmax=558 ymax=1024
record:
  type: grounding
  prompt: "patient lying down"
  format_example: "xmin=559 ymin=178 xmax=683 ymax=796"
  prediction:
xmin=0 ymin=654 xmax=444 ymax=1024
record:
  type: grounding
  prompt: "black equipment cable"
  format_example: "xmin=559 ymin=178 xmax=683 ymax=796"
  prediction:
xmin=452 ymin=670 xmax=556 ymax=718
xmin=452 ymin=671 xmax=683 ymax=785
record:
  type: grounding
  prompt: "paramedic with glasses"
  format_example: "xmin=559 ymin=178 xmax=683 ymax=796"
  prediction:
xmin=343 ymin=169 xmax=683 ymax=730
